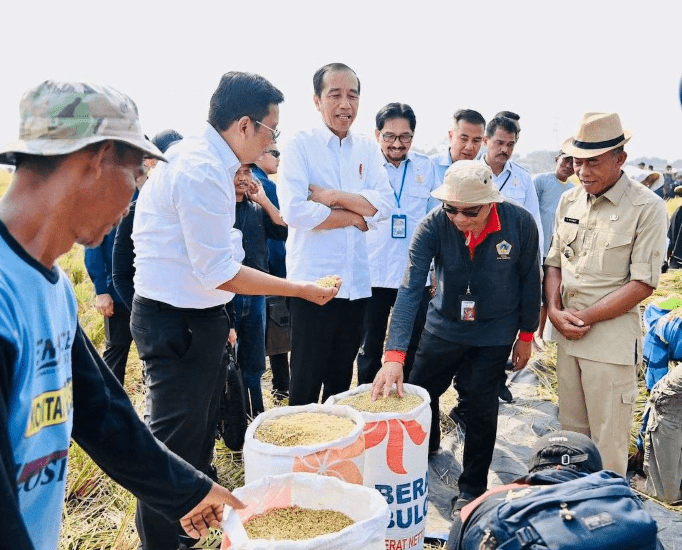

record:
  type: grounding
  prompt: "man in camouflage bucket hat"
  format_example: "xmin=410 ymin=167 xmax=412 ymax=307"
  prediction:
xmin=0 ymin=80 xmax=245 ymax=550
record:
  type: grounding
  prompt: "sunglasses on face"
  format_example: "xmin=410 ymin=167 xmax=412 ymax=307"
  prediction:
xmin=442 ymin=203 xmax=486 ymax=218
xmin=266 ymin=149 xmax=281 ymax=159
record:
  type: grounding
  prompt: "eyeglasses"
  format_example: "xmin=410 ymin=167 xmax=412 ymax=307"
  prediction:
xmin=255 ymin=120 xmax=281 ymax=142
xmin=266 ymin=149 xmax=281 ymax=159
xmin=442 ymin=203 xmax=486 ymax=218
xmin=380 ymin=132 xmax=413 ymax=144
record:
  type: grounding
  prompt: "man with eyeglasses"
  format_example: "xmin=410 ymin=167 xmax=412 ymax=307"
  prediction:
xmin=372 ymin=160 xmax=540 ymax=516
xmin=130 ymin=72 xmax=339 ymax=549
xmin=278 ymin=63 xmax=393 ymax=406
xmin=432 ymin=109 xmax=486 ymax=183
xmin=356 ymin=103 xmax=439 ymax=385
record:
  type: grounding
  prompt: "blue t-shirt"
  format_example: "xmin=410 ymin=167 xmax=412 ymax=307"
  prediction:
xmin=1 ymin=221 xmax=78 ymax=550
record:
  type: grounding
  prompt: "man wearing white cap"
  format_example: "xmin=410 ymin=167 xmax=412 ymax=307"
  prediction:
xmin=545 ymin=112 xmax=667 ymax=476
xmin=372 ymin=160 xmax=540 ymax=514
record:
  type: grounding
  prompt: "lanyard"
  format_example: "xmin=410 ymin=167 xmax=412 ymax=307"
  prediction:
xmin=394 ymin=159 xmax=410 ymax=209
xmin=498 ymin=170 xmax=512 ymax=192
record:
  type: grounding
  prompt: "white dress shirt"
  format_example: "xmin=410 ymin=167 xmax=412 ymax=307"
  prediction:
xmin=368 ymin=151 xmax=440 ymax=288
xmin=132 ymin=123 xmax=243 ymax=308
xmin=481 ymin=157 xmax=544 ymax=254
xmin=278 ymin=124 xmax=394 ymax=300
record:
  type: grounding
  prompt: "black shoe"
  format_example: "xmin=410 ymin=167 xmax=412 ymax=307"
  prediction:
xmin=499 ymin=383 xmax=514 ymax=403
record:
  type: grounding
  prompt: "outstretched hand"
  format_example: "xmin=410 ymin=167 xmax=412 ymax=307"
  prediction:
xmin=298 ymin=276 xmax=342 ymax=305
xmin=179 ymin=482 xmax=245 ymax=539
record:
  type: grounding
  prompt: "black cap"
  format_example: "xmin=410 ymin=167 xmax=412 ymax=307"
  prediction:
xmin=528 ymin=431 xmax=603 ymax=474
xmin=151 ymin=129 xmax=183 ymax=154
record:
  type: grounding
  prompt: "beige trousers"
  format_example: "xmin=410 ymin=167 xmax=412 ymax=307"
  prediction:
xmin=556 ymin=346 xmax=636 ymax=476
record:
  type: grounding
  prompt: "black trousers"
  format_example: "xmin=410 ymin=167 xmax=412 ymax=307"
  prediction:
xmin=130 ymin=295 xmax=229 ymax=550
xmin=288 ymin=297 xmax=368 ymax=406
xmin=269 ymin=353 xmax=290 ymax=396
xmin=356 ymin=286 xmax=431 ymax=385
xmin=102 ymin=303 xmax=133 ymax=385
xmin=408 ymin=330 xmax=512 ymax=497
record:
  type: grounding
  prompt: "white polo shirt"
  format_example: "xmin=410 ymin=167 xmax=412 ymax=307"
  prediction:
xmin=278 ymin=124 xmax=394 ymax=300
xmin=132 ymin=124 xmax=243 ymax=309
xmin=367 ymin=151 xmax=439 ymax=288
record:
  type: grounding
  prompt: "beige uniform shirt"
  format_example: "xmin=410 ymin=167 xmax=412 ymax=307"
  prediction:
xmin=545 ymin=172 xmax=667 ymax=365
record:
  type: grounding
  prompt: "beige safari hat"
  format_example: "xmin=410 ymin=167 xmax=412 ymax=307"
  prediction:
xmin=431 ymin=160 xmax=503 ymax=204
xmin=561 ymin=112 xmax=631 ymax=159
xmin=0 ymin=80 xmax=166 ymax=165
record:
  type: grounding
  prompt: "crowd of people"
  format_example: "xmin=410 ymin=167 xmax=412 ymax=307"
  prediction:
xmin=2 ymin=63 xmax=680 ymax=550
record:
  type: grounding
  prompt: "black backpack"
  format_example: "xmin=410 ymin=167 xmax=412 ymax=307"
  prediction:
xmin=451 ymin=470 xmax=660 ymax=550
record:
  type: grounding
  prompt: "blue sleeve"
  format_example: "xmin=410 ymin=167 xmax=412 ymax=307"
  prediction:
xmin=112 ymin=203 xmax=137 ymax=312
xmin=385 ymin=215 xmax=438 ymax=352
xmin=84 ymin=245 xmax=109 ymax=296
xmin=70 ymin=325 xmax=213 ymax=520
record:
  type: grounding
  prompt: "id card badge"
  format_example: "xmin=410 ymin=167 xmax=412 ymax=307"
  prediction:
xmin=459 ymin=294 xmax=478 ymax=322
xmin=391 ymin=214 xmax=407 ymax=239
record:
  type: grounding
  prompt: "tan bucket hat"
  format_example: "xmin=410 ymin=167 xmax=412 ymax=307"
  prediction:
xmin=431 ymin=160 xmax=503 ymax=204
xmin=0 ymin=80 xmax=166 ymax=165
xmin=562 ymin=112 xmax=631 ymax=159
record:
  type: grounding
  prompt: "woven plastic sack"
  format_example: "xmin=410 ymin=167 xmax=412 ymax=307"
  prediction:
xmin=326 ymin=384 xmax=431 ymax=550
xmin=243 ymin=404 xmax=366 ymax=485
xmin=221 ymin=473 xmax=390 ymax=549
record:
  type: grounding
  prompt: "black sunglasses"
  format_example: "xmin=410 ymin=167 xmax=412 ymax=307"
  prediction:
xmin=442 ymin=203 xmax=486 ymax=218
xmin=266 ymin=149 xmax=280 ymax=159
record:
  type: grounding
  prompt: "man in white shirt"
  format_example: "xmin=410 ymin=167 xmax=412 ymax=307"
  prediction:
xmin=278 ymin=63 xmax=393 ymax=405
xmin=357 ymin=102 xmax=439 ymax=385
xmin=431 ymin=109 xmax=486 ymax=183
xmin=480 ymin=116 xmax=544 ymax=253
xmin=131 ymin=72 xmax=339 ymax=549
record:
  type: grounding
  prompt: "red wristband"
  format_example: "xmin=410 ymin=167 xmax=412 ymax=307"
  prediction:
xmin=518 ymin=331 xmax=533 ymax=342
xmin=384 ymin=350 xmax=406 ymax=365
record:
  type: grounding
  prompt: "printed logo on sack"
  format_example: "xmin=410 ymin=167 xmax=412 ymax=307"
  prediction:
xmin=364 ymin=419 xmax=427 ymax=474
xmin=25 ymin=379 xmax=73 ymax=437
xmin=15 ymin=449 xmax=69 ymax=491
xmin=376 ymin=471 xmax=429 ymax=531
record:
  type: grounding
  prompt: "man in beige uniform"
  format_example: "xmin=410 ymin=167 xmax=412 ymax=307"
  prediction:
xmin=545 ymin=112 xmax=667 ymax=476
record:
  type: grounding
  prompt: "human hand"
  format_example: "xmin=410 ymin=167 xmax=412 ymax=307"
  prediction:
xmin=179 ymin=482 xmax=245 ymax=539
xmin=95 ymin=294 xmax=115 ymax=317
xmin=548 ymin=307 xmax=591 ymax=340
xmin=228 ymin=328 xmax=237 ymax=347
xmin=371 ymin=362 xmax=404 ymax=400
xmin=298 ymin=276 xmax=341 ymax=305
xmin=308 ymin=184 xmax=335 ymax=207
xmin=511 ymin=339 xmax=532 ymax=371
xmin=248 ymin=179 xmax=267 ymax=205
xmin=351 ymin=212 xmax=369 ymax=232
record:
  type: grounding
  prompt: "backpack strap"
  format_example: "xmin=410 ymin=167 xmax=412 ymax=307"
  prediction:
xmin=497 ymin=525 xmax=542 ymax=550
xmin=535 ymin=452 xmax=589 ymax=468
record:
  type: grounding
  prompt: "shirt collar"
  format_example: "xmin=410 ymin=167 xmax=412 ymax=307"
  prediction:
xmin=596 ymin=171 xmax=628 ymax=205
xmin=464 ymin=203 xmax=502 ymax=258
xmin=318 ymin=122 xmax=354 ymax=146
xmin=383 ymin=151 xmax=414 ymax=169
xmin=203 ymin=123 xmax=241 ymax=177
xmin=483 ymin=155 xmax=511 ymax=178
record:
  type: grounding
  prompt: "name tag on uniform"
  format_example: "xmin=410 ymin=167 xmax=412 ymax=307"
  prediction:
xmin=391 ymin=214 xmax=407 ymax=238
xmin=564 ymin=217 xmax=580 ymax=224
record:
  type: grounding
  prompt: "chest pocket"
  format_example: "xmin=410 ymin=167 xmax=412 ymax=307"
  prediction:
xmin=555 ymin=223 xmax=579 ymax=261
xmin=597 ymin=231 xmax=633 ymax=276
